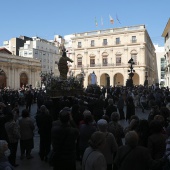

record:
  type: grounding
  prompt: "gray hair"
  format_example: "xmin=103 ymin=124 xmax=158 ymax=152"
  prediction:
xmin=125 ymin=131 xmax=139 ymax=148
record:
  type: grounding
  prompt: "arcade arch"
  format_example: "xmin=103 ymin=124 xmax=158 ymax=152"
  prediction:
xmin=133 ymin=73 xmax=140 ymax=85
xmin=20 ymin=72 xmax=28 ymax=87
xmin=0 ymin=69 xmax=6 ymax=89
xmin=100 ymin=73 xmax=110 ymax=87
xmin=114 ymin=73 xmax=124 ymax=86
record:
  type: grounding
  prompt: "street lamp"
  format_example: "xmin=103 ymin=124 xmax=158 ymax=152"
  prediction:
xmin=126 ymin=58 xmax=135 ymax=87
xmin=144 ymin=71 xmax=148 ymax=87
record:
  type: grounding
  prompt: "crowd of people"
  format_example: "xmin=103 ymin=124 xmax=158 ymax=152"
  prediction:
xmin=0 ymin=84 xmax=170 ymax=170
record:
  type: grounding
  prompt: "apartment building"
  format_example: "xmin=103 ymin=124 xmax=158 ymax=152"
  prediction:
xmin=154 ymin=45 xmax=165 ymax=86
xmin=3 ymin=36 xmax=32 ymax=55
xmin=69 ymin=25 xmax=157 ymax=87
xmin=162 ymin=18 xmax=170 ymax=87
xmin=19 ymin=37 xmax=60 ymax=75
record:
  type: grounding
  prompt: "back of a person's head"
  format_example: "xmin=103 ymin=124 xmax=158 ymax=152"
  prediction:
xmin=125 ymin=131 xmax=139 ymax=148
xmin=108 ymin=98 xmax=113 ymax=105
xmin=97 ymin=119 xmax=108 ymax=132
xmin=21 ymin=109 xmax=29 ymax=118
xmin=111 ymin=112 xmax=120 ymax=122
xmin=59 ymin=107 xmax=71 ymax=123
xmin=149 ymin=120 xmax=163 ymax=134
xmin=88 ymin=131 xmax=106 ymax=149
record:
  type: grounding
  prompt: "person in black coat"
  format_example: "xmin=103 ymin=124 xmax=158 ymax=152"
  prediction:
xmin=126 ymin=96 xmax=135 ymax=121
xmin=36 ymin=105 xmax=53 ymax=161
xmin=51 ymin=107 xmax=79 ymax=170
xmin=105 ymin=99 xmax=117 ymax=120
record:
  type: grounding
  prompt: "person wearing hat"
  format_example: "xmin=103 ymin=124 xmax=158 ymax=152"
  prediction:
xmin=82 ymin=131 xmax=107 ymax=170
xmin=51 ymin=107 xmax=79 ymax=170
xmin=97 ymin=119 xmax=118 ymax=170
xmin=0 ymin=140 xmax=13 ymax=170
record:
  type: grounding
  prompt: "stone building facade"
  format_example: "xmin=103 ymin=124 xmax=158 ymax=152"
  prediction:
xmin=69 ymin=25 xmax=157 ymax=87
xmin=162 ymin=18 xmax=170 ymax=87
xmin=0 ymin=52 xmax=41 ymax=89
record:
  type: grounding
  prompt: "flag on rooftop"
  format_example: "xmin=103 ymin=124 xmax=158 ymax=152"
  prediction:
xmin=95 ymin=17 xmax=98 ymax=27
xmin=116 ymin=14 xmax=121 ymax=24
xmin=101 ymin=16 xmax=103 ymax=26
xmin=109 ymin=15 xmax=114 ymax=24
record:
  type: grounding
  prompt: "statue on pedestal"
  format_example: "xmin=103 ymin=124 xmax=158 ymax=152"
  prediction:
xmin=58 ymin=49 xmax=73 ymax=80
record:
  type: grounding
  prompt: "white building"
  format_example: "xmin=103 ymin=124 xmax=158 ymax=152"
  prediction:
xmin=19 ymin=37 xmax=60 ymax=75
xmin=154 ymin=45 xmax=165 ymax=86
xmin=162 ymin=18 xmax=170 ymax=87
xmin=69 ymin=25 xmax=157 ymax=87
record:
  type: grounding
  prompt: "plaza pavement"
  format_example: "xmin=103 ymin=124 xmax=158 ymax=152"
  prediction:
xmin=14 ymin=103 xmax=149 ymax=170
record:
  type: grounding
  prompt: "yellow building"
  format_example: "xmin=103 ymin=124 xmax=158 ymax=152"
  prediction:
xmin=70 ymin=25 xmax=157 ymax=87
xmin=0 ymin=49 xmax=41 ymax=89
xmin=162 ymin=18 xmax=170 ymax=87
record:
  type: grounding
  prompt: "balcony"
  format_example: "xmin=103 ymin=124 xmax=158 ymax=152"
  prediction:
xmin=115 ymin=41 xmax=121 ymax=45
xmin=77 ymin=45 xmax=82 ymax=48
xmin=131 ymin=39 xmax=137 ymax=43
xmin=102 ymin=42 xmax=108 ymax=46
xmin=102 ymin=63 xmax=108 ymax=66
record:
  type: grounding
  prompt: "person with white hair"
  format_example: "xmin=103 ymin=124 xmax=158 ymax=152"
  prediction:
xmin=82 ymin=131 xmax=107 ymax=170
xmin=113 ymin=131 xmax=162 ymax=170
xmin=0 ymin=140 xmax=13 ymax=170
xmin=97 ymin=119 xmax=118 ymax=170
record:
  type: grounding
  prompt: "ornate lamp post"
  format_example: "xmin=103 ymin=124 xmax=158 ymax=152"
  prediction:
xmin=144 ymin=71 xmax=148 ymax=87
xmin=126 ymin=58 xmax=135 ymax=87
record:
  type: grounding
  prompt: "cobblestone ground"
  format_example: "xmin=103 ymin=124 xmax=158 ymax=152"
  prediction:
xmin=14 ymin=103 xmax=149 ymax=170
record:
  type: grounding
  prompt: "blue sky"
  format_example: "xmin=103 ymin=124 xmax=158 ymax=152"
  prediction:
xmin=0 ymin=0 xmax=169 ymax=46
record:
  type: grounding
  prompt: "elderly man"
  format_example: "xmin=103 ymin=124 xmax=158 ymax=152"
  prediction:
xmin=113 ymin=131 xmax=162 ymax=170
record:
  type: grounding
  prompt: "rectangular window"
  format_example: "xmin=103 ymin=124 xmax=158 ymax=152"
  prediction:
xmin=29 ymin=51 xmax=32 ymax=55
xmin=103 ymin=39 xmax=107 ymax=46
xmin=116 ymin=57 xmax=121 ymax=66
xmin=35 ymin=50 xmax=38 ymax=54
xmin=91 ymin=40 xmax=95 ymax=47
xmin=24 ymin=51 xmax=27 ymax=55
xmin=90 ymin=58 xmax=95 ymax=67
xmin=78 ymin=42 xmax=82 ymax=48
xmin=132 ymin=36 xmax=137 ymax=43
xmin=77 ymin=57 xmax=82 ymax=67
xmin=116 ymin=38 xmax=120 ymax=44
xmin=102 ymin=58 xmax=107 ymax=66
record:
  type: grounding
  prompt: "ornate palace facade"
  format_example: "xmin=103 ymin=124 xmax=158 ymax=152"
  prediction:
xmin=69 ymin=25 xmax=157 ymax=87
xmin=0 ymin=51 xmax=41 ymax=89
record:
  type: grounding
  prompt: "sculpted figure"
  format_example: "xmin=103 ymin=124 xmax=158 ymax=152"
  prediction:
xmin=58 ymin=50 xmax=73 ymax=80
